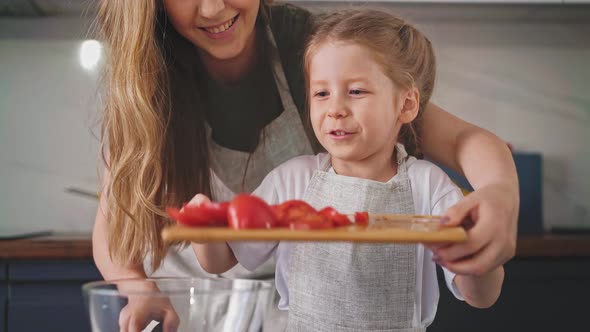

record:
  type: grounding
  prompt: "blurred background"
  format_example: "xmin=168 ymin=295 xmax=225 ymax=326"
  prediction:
xmin=0 ymin=0 xmax=589 ymax=331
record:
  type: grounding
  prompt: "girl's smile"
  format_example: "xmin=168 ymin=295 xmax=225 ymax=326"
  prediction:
xmin=326 ymin=128 xmax=357 ymax=141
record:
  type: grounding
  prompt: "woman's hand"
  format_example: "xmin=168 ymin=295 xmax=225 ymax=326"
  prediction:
xmin=118 ymin=293 xmax=179 ymax=332
xmin=429 ymin=182 xmax=518 ymax=276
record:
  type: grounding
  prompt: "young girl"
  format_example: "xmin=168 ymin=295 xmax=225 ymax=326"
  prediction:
xmin=195 ymin=9 xmax=504 ymax=331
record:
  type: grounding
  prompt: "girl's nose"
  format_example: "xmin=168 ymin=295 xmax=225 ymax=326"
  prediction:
xmin=327 ymin=96 xmax=350 ymax=119
xmin=199 ymin=0 xmax=226 ymax=19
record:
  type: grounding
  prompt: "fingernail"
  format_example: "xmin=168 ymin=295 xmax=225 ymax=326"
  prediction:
xmin=440 ymin=216 xmax=450 ymax=224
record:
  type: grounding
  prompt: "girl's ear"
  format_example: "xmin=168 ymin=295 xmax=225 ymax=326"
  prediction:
xmin=398 ymin=88 xmax=420 ymax=124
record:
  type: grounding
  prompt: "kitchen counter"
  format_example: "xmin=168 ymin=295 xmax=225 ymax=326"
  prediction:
xmin=1 ymin=233 xmax=590 ymax=259
xmin=0 ymin=233 xmax=92 ymax=259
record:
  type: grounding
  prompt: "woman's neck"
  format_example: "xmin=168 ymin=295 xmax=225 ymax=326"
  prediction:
xmin=331 ymin=153 xmax=398 ymax=183
xmin=198 ymin=28 xmax=259 ymax=83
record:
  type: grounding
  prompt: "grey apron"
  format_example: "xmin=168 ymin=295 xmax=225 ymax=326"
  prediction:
xmin=147 ymin=23 xmax=313 ymax=281
xmin=145 ymin=26 xmax=311 ymax=331
xmin=207 ymin=26 xmax=314 ymax=194
xmin=207 ymin=25 xmax=312 ymax=331
xmin=287 ymin=144 xmax=423 ymax=332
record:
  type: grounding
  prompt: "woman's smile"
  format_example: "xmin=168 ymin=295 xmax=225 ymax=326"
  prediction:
xmin=197 ymin=14 xmax=240 ymax=39
xmin=164 ymin=0 xmax=260 ymax=61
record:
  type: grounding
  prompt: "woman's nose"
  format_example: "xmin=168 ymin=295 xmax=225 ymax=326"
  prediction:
xmin=199 ymin=0 xmax=226 ymax=19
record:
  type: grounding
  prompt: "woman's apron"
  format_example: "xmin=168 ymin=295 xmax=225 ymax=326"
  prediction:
xmin=146 ymin=24 xmax=314 ymax=278
xmin=145 ymin=25 xmax=313 ymax=331
xmin=287 ymin=145 xmax=424 ymax=332
xmin=206 ymin=27 xmax=314 ymax=195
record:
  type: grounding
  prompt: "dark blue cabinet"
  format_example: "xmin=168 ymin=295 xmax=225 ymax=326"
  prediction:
xmin=1 ymin=262 xmax=7 ymax=332
xmin=3 ymin=260 xmax=101 ymax=332
xmin=430 ymin=259 xmax=590 ymax=332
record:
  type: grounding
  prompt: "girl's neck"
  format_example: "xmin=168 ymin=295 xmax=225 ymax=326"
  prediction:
xmin=331 ymin=153 xmax=398 ymax=183
xmin=198 ymin=28 xmax=259 ymax=83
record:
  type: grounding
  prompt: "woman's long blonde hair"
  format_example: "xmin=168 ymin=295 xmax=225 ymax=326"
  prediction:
xmin=304 ymin=9 xmax=436 ymax=156
xmin=97 ymin=0 xmax=273 ymax=271
xmin=97 ymin=0 xmax=175 ymax=271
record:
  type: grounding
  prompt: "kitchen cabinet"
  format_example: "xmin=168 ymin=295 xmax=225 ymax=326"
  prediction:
xmin=2 ymin=259 xmax=101 ymax=332
xmin=430 ymin=258 xmax=590 ymax=332
xmin=1 ymin=262 xmax=6 ymax=332
xmin=1 ymin=235 xmax=589 ymax=331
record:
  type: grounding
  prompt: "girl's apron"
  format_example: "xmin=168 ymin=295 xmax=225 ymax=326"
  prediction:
xmin=287 ymin=144 xmax=424 ymax=332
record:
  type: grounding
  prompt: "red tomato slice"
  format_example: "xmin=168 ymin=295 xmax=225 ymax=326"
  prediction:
xmin=183 ymin=201 xmax=229 ymax=223
xmin=166 ymin=207 xmax=184 ymax=222
xmin=228 ymin=194 xmax=278 ymax=229
xmin=289 ymin=214 xmax=333 ymax=230
xmin=273 ymin=200 xmax=317 ymax=227
xmin=319 ymin=207 xmax=352 ymax=227
xmin=167 ymin=201 xmax=229 ymax=227
xmin=354 ymin=211 xmax=369 ymax=226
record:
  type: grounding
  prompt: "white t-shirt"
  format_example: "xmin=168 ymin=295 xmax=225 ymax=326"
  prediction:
xmin=229 ymin=153 xmax=465 ymax=327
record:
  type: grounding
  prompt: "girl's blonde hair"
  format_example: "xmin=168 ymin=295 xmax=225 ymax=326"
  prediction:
xmin=97 ymin=0 xmax=272 ymax=271
xmin=304 ymin=9 xmax=436 ymax=156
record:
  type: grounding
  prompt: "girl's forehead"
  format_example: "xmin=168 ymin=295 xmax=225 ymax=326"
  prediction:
xmin=310 ymin=42 xmax=382 ymax=71
xmin=315 ymin=40 xmax=364 ymax=52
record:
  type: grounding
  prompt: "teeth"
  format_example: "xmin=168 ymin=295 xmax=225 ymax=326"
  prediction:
xmin=205 ymin=17 xmax=235 ymax=34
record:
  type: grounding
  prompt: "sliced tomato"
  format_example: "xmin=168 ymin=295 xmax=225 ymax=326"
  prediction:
xmin=273 ymin=200 xmax=317 ymax=227
xmin=228 ymin=194 xmax=278 ymax=229
xmin=166 ymin=201 xmax=229 ymax=227
xmin=289 ymin=213 xmax=333 ymax=230
xmin=183 ymin=201 xmax=229 ymax=224
xmin=319 ymin=207 xmax=352 ymax=227
xmin=354 ymin=211 xmax=369 ymax=226
xmin=166 ymin=207 xmax=184 ymax=222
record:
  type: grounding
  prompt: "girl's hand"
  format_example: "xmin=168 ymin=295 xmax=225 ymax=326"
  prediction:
xmin=118 ymin=293 xmax=179 ymax=332
xmin=187 ymin=193 xmax=211 ymax=206
xmin=185 ymin=193 xmax=238 ymax=272
xmin=428 ymin=183 xmax=518 ymax=276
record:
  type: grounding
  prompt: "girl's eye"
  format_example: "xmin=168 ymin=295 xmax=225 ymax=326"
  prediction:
xmin=315 ymin=91 xmax=329 ymax=97
xmin=350 ymin=89 xmax=364 ymax=95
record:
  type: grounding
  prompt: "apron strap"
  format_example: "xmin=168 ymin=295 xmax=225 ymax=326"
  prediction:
xmin=265 ymin=25 xmax=299 ymax=114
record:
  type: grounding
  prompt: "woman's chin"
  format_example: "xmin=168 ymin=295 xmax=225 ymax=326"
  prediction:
xmin=203 ymin=44 xmax=246 ymax=61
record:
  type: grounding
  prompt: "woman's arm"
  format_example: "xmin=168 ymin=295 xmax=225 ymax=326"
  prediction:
xmin=422 ymin=103 xmax=518 ymax=275
xmin=93 ymin=169 xmax=146 ymax=280
xmin=421 ymin=103 xmax=518 ymax=192
xmin=455 ymin=266 xmax=505 ymax=308
xmin=93 ymin=168 xmax=181 ymax=332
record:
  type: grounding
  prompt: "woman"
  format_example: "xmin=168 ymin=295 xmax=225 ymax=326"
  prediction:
xmin=93 ymin=0 xmax=518 ymax=325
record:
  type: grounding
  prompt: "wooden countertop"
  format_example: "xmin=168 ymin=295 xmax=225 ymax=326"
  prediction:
xmin=0 ymin=233 xmax=93 ymax=259
xmin=0 ymin=233 xmax=589 ymax=259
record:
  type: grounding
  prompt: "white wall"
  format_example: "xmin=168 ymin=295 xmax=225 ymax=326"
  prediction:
xmin=1 ymin=19 xmax=102 ymax=233
xmin=425 ymin=22 xmax=590 ymax=229
xmin=1 ymin=4 xmax=589 ymax=233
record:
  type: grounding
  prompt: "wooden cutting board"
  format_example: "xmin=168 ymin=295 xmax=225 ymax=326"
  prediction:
xmin=162 ymin=215 xmax=467 ymax=243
